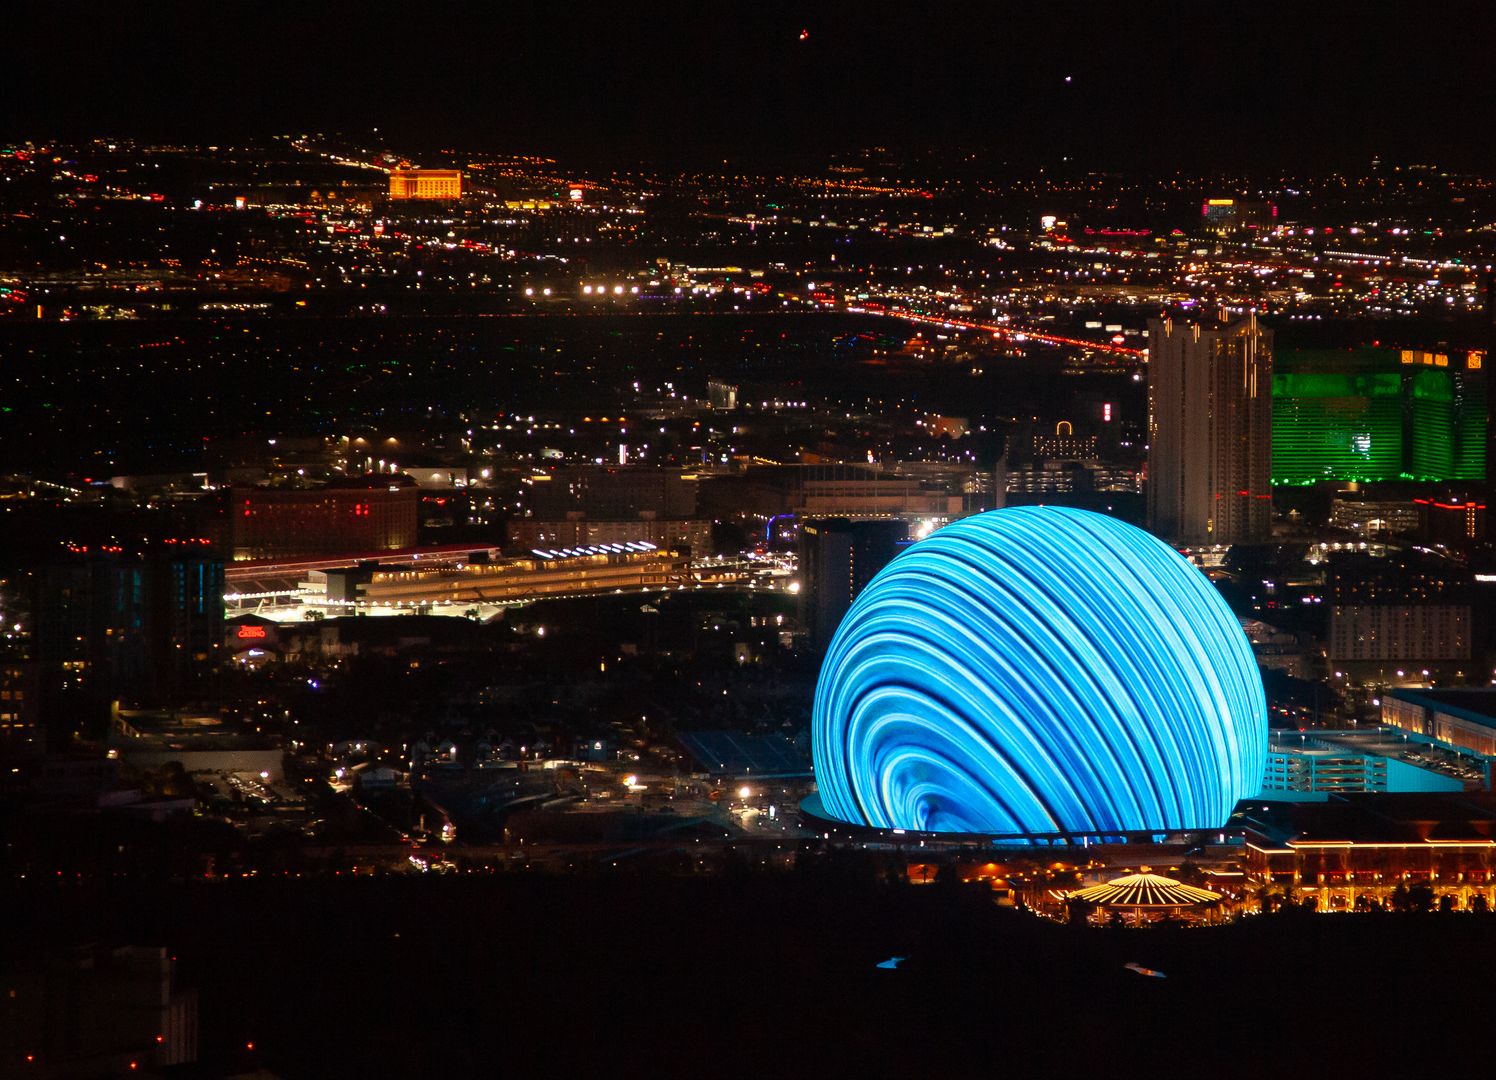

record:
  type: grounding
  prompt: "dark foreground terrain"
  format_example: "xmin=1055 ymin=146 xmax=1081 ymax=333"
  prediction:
xmin=6 ymin=868 xmax=1495 ymax=1078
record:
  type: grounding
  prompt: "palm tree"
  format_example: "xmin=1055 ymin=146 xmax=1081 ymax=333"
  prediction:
xmin=1175 ymin=859 xmax=1206 ymax=887
xmin=1389 ymin=882 xmax=1411 ymax=912
xmin=1249 ymin=877 xmax=1286 ymax=914
xmin=1064 ymin=895 xmax=1095 ymax=927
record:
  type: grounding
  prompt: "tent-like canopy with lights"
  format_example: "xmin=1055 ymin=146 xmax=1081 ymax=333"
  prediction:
xmin=1066 ymin=871 xmax=1223 ymax=922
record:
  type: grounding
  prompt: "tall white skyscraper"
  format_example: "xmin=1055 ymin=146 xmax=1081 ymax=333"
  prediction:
xmin=1147 ymin=313 xmax=1272 ymax=544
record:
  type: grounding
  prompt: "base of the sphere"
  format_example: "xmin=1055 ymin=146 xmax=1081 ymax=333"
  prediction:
xmin=798 ymin=792 xmax=1237 ymax=850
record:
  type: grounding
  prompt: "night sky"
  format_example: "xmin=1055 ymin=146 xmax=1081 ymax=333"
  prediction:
xmin=6 ymin=1 xmax=1495 ymax=170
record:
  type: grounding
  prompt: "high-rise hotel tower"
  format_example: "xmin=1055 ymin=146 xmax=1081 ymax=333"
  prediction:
xmin=1147 ymin=313 xmax=1272 ymax=544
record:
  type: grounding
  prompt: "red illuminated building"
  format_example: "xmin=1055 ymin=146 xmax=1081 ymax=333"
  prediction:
xmin=228 ymin=478 xmax=418 ymax=561
xmin=1415 ymin=497 xmax=1487 ymax=544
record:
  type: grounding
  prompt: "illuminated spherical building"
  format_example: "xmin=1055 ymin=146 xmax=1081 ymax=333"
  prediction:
xmin=811 ymin=507 xmax=1267 ymax=837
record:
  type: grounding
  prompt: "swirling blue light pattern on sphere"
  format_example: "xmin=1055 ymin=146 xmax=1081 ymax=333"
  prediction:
xmin=811 ymin=507 xmax=1266 ymax=836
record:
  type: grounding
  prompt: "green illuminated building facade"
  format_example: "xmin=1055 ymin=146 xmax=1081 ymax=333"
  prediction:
xmin=1408 ymin=367 xmax=1486 ymax=482
xmin=1272 ymin=349 xmax=1486 ymax=485
xmin=1272 ymin=368 xmax=1403 ymax=483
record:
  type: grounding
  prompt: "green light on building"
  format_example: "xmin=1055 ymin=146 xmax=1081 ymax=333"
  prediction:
xmin=1272 ymin=350 xmax=1487 ymax=484
xmin=1272 ymin=371 xmax=1402 ymax=484
xmin=1408 ymin=368 xmax=1486 ymax=482
xmin=1410 ymin=368 xmax=1455 ymax=480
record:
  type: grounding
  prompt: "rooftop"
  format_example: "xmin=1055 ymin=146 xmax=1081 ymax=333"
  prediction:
xmin=677 ymin=731 xmax=810 ymax=778
xmin=1387 ymin=688 xmax=1496 ymax=730
xmin=1269 ymin=726 xmax=1491 ymax=788
xmin=1240 ymin=791 xmax=1496 ymax=848
xmin=1069 ymin=872 xmax=1221 ymax=907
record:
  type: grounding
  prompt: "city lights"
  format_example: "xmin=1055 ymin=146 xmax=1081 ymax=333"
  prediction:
xmin=5 ymin=9 xmax=1496 ymax=1070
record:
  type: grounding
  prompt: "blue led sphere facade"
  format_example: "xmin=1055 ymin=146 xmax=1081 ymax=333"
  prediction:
xmin=811 ymin=507 xmax=1267 ymax=836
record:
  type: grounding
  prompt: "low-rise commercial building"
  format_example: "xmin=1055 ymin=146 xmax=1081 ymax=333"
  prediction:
xmin=109 ymin=708 xmax=284 ymax=780
xmin=1242 ymin=793 xmax=1496 ymax=911
xmin=305 ymin=543 xmax=688 ymax=609
xmin=229 ymin=479 xmax=418 ymax=561
xmin=1383 ymin=688 xmax=1496 ymax=757
xmin=510 ymin=516 xmax=712 ymax=557
xmin=702 ymin=464 xmax=986 ymax=527
xmin=388 ymin=169 xmax=462 ymax=199
xmin=1327 ymin=604 xmax=1470 ymax=673
xmin=1329 ymin=497 xmax=1422 ymax=536
xmin=1262 ymin=728 xmax=1483 ymax=795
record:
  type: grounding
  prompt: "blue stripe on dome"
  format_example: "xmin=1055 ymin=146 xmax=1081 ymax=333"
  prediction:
xmin=811 ymin=506 xmax=1267 ymax=837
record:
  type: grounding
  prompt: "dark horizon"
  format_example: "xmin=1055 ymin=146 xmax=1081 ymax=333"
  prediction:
xmin=7 ymin=1 xmax=1496 ymax=171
